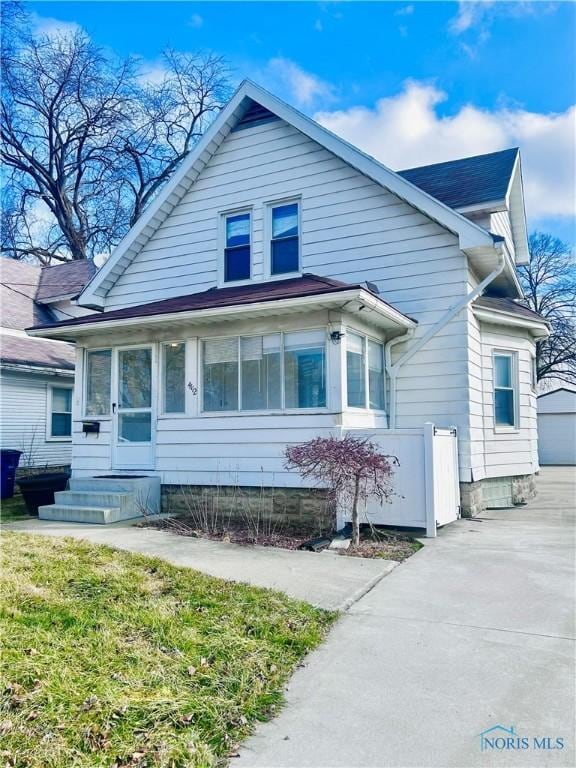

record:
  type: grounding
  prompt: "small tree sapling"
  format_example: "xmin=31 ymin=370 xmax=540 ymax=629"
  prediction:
xmin=284 ymin=434 xmax=398 ymax=546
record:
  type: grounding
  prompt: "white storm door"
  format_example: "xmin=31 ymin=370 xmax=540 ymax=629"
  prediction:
xmin=112 ymin=345 xmax=155 ymax=469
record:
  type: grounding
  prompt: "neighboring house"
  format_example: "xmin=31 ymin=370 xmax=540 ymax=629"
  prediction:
xmin=0 ymin=258 xmax=96 ymax=468
xmin=29 ymin=81 xmax=549 ymax=518
xmin=537 ymin=388 xmax=576 ymax=465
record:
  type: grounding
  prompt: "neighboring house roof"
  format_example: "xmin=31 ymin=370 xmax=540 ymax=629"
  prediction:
xmin=0 ymin=259 xmax=53 ymax=330
xmin=29 ymin=274 xmax=416 ymax=336
xmin=36 ymin=259 xmax=97 ymax=302
xmin=78 ymin=80 xmax=504 ymax=310
xmin=473 ymin=295 xmax=548 ymax=323
xmin=538 ymin=387 xmax=576 ymax=398
xmin=0 ymin=333 xmax=75 ymax=372
xmin=398 ymin=148 xmax=519 ymax=211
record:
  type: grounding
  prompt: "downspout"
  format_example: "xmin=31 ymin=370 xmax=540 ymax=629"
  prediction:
xmin=385 ymin=244 xmax=506 ymax=429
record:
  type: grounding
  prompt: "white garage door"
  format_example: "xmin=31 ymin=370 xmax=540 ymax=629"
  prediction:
xmin=538 ymin=414 xmax=576 ymax=465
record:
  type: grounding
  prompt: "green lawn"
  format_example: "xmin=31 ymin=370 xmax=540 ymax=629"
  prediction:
xmin=1 ymin=493 xmax=31 ymax=522
xmin=0 ymin=533 xmax=336 ymax=767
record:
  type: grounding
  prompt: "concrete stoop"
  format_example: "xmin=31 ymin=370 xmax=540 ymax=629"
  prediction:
xmin=38 ymin=476 xmax=161 ymax=524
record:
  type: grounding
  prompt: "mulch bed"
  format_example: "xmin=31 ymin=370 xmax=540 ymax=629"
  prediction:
xmin=142 ymin=516 xmax=421 ymax=562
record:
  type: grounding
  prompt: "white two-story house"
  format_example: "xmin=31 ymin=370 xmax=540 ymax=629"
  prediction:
xmin=29 ymin=81 xmax=549 ymax=526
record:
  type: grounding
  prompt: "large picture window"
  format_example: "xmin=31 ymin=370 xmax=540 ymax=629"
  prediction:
xmin=224 ymin=212 xmax=251 ymax=282
xmin=202 ymin=330 xmax=326 ymax=412
xmin=493 ymin=352 xmax=517 ymax=427
xmin=346 ymin=333 xmax=385 ymax=410
xmin=85 ymin=349 xmax=111 ymax=416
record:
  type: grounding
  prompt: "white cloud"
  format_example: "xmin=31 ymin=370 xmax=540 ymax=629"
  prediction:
xmin=31 ymin=12 xmax=83 ymax=39
xmin=262 ymin=58 xmax=336 ymax=108
xmin=449 ymin=1 xmax=494 ymax=34
xmin=395 ymin=5 xmax=415 ymax=16
xmin=188 ymin=14 xmax=203 ymax=29
xmin=315 ymin=81 xmax=576 ymax=221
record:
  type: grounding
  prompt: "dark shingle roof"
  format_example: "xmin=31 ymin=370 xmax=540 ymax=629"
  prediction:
xmin=1 ymin=333 xmax=75 ymax=371
xmin=30 ymin=274 xmax=413 ymax=331
xmin=0 ymin=259 xmax=53 ymax=331
xmin=474 ymin=296 xmax=549 ymax=324
xmin=398 ymin=148 xmax=519 ymax=210
xmin=36 ymin=259 xmax=97 ymax=301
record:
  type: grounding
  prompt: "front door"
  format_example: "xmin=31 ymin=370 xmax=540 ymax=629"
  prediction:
xmin=112 ymin=345 xmax=155 ymax=470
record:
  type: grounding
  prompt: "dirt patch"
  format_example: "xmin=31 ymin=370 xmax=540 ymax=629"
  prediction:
xmin=340 ymin=537 xmax=421 ymax=562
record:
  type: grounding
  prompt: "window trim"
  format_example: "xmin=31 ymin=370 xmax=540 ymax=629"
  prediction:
xmin=345 ymin=328 xmax=386 ymax=412
xmin=265 ymin=197 xmax=302 ymax=279
xmin=46 ymin=384 xmax=73 ymax=441
xmin=530 ymin=354 xmax=537 ymax=393
xmin=219 ymin=207 xmax=253 ymax=286
xmin=83 ymin=347 xmax=112 ymax=419
xmin=199 ymin=327 xmax=329 ymax=415
xmin=160 ymin=340 xmax=187 ymax=416
xmin=492 ymin=350 xmax=519 ymax=431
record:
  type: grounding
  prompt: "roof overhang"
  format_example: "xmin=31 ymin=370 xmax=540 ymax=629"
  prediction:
xmin=0 ymin=361 xmax=74 ymax=376
xmin=472 ymin=305 xmax=550 ymax=339
xmin=77 ymin=80 xmax=500 ymax=310
xmin=29 ymin=288 xmax=417 ymax=342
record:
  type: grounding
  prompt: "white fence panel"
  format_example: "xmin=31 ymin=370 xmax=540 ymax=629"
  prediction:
xmin=345 ymin=423 xmax=460 ymax=536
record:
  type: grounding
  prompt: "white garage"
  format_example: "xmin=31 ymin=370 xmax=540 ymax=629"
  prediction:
xmin=537 ymin=388 xmax=576 ymax=466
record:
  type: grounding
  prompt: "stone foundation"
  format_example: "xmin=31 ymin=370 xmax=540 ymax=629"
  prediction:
xmin=460 ymin=473 xmax=537 ymax=517
xmin=161 ymin=484 xmax=335 ymax=535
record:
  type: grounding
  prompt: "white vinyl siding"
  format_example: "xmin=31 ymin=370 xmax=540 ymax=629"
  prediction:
xmin=0 ymin=370 xmax=74 ymax=467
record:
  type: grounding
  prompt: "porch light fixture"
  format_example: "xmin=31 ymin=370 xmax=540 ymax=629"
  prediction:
xmin=330 ymin=330 xmax=345 ymax=344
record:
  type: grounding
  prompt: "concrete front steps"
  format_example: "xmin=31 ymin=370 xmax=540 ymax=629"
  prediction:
xmin=38 ymin=475 xmax=161 ymax=524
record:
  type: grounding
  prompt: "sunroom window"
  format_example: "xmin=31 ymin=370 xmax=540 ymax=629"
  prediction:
xmin=85 ymin=349 xmax=111 ymax=416
xmin=162 ymin=342 xmax=186 ymax=414
xmin=202 ymin=330 xmax=326 ymax=412
xmin=494 ymin=352 xmax=517 ymax=427
xmin=346 ymin=333 xmax=385 ymax=410
xmin=270 ymin=202 xmax=299 ymax=275
xmin=224 ymin=212 xmax=251 ymax=282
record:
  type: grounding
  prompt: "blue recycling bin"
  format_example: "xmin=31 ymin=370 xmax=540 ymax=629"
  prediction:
xmin=1 ymin=450 xmax=22 ymax=499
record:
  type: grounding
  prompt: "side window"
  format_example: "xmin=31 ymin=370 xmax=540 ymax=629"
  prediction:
xmin=162 ymin=342 xmax=186 ymax=414
xmin=50 ymin=386 xmax=72 ymax=438
xmin=493 ymin=352 xmax=517 ymax=427
xmin=85 ymin=349 xmax=111 ymax=416
xmin=224 ymin=212 xmax=251 ymax=282
xmin=270 ymin=202 xmax=299 ymax=275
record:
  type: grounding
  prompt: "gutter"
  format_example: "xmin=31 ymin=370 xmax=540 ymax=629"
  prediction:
xmin=385 ymin=243 xmax=507 ymax=429
xmin=1 ymin=362 xmax=74 ymax=377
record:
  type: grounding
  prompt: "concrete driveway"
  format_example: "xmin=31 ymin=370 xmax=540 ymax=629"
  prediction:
xmin=3 ymin=517 xmax=396 ymax=612
xmin=237 ymin=466 xmax=575 ymax=768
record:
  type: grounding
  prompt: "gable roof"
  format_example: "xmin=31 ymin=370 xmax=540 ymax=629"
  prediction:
xmin=36 ymin=259 xmax=97 ymax=302
xmin=0 ymin=259 xmax=53 ymax=330
xmin=473 ymin=295 xmax=547 ymax=323
xmin=399 ymin=148 xmax=519 ymax=211
xmin=30 ymin=274 xmax=416 ymax=338
xmin=78 ymin=80 xmax=501 ymax=310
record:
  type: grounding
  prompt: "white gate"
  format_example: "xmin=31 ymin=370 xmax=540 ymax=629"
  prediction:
xmin=345 ymin=423 xmax=461 ymax=537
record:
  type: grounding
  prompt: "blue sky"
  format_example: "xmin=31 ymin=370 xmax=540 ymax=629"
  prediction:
xmin=29 ymin=1 xmax=576 ymax=243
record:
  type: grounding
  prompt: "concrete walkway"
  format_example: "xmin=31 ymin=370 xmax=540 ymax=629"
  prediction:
xmin=237 ymin=467 xmax=575 ymax=767
xmin=3 ymin=517 xmax=396 ymax=611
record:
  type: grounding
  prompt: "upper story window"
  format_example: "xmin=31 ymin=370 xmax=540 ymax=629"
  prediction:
xmin=270 ymin=201 xmax=300 ymax=275
xmin=224 ymin=212 xmax=251 ymax=282
xmin=493 ymin=352 xmax=517 ymax=427
xmin=346 ymin=332 xmax=385 ymax=410
xmin=49 ymin=386 xmax=72 ymax=439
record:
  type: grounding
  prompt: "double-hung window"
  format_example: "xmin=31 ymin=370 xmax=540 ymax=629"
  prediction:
xmin=270 ymin=202 xmax=299 ymax=275
xmin=493 ymin=352 xmax=517 ymax=427
xmin=224 ymin=211 xmax=251 ymax=282
xmin=346 ymin=332 xmax=385 ymax=410
xmin=202 ymin=330 xmax=326 ymax=412
xmin=49 ymin=386 xmax=72 ymax=438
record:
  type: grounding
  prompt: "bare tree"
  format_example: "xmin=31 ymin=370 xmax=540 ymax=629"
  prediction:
xmin=518 ymin=232 xmax=576 ymax=385
xmin=1 ymin=11 xmax=230 ymax=263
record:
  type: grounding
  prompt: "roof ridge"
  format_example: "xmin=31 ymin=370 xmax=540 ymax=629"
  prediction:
xmin=399 ymin=147 xmax=519 ymax=174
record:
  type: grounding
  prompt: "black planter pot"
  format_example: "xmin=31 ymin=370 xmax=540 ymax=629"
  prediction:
xmin=17 ymin=472 xmax=70 ymax=515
